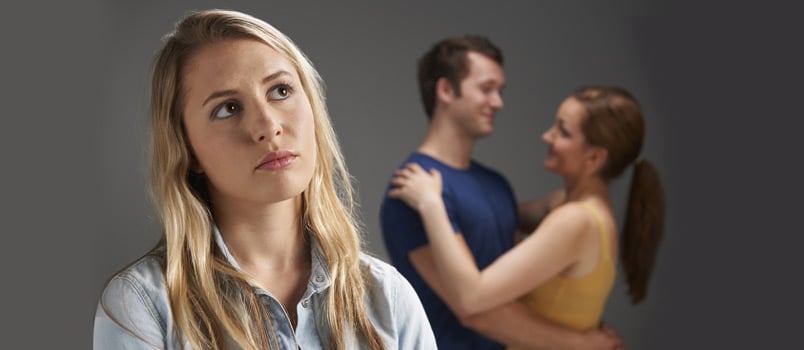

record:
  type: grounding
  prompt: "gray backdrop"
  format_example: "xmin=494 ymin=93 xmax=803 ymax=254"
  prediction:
xmin=2 ymin=1 xmax=801 ymax=349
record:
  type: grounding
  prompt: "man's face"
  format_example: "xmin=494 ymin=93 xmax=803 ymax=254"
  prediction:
xmin=447 ymin=51 xmax=505 ymax=139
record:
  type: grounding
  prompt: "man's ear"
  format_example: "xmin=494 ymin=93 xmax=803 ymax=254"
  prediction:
xmin=435 ymin=77 xmax=456 ymax=104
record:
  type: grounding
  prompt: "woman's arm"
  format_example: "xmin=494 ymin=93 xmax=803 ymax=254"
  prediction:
xmin=386 ymin=260 xmax=439 ymax=349
xmin=94 ymin=276 xmax=166 ymax=350
xmin=389 ymin=163 xmax=592 ymax=317
xmin=409 ymin=244 xmax=623 ymax=349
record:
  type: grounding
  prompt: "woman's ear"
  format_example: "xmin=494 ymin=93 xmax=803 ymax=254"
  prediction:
xmin=587 ymin=146 xmax=608 ymax=174
xmin=189 ymin=154 xmax=204 ymax=175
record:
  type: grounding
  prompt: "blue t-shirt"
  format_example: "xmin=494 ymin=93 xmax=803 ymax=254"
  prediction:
xmin=380 ymin=153 xmax=518 ymax=350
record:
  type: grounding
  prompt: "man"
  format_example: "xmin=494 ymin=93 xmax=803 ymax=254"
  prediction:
xmin=380 ymin=35 xmax=623 ymax=349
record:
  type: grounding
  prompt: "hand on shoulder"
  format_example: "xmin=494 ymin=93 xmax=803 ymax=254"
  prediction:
xmin=388 ymin=162 xmax=443 ymax=212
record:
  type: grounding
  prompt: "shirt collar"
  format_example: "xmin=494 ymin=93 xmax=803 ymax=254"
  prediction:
xmin=212 ymin=225 xmax=332 ymax=291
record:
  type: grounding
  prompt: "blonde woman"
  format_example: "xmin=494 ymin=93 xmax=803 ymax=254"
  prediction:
xmin=390 ymin=86 xmax=664 ymax=347
xmin=93 ymin=9 xmax=435 ymax=350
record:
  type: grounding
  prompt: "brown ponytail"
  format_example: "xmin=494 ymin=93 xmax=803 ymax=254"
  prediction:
xmin=621 ymin=159 xmax=665 ymax=303
xmin=573 ymin=85 xmax=666 ymax=304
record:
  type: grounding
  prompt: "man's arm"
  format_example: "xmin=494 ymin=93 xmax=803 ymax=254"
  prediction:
xmin=518 ymin=189 xmax=565 ymax=234
xmin=409 ymin=243 xmax=622 ymax=350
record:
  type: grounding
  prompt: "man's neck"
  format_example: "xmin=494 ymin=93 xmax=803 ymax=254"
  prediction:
xmin=417 ymin=114 xmax=476 ymax=169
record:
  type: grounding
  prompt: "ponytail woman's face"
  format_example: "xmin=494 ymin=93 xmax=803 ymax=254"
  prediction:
xmin=541 ymin=97 xmax=597 ymax=177
xmin=180 ymin=39 xmax=317 ymax=209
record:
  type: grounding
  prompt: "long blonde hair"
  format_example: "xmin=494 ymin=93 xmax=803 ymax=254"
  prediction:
xmin=147 ymin=9 xmax=384 ymax=349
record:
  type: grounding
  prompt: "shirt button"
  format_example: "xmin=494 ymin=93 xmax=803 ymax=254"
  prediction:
xmin=315 ymin=275 xmax=324 ymax=283
xmin=301 ymin=299 xmax=309 ymax=308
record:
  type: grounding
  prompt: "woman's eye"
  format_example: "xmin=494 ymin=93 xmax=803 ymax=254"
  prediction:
xmin=212 ymin=101 xmax=241 ymax=119
xmin=269 ymin=84 xmax=293 ymax=100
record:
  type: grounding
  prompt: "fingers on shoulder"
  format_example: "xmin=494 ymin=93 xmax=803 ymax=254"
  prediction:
xmin=403 ymin=162 xmax=425 ymax=172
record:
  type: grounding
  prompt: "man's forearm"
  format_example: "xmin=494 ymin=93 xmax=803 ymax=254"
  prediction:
xmin=459 ymin=301 xmax=584 ymax=350
xmin=518 ymin=190 xmax=566 ymax=232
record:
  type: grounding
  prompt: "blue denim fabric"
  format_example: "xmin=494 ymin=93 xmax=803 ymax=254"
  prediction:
xmin=94 ymin=227 xmax=436 ymax=349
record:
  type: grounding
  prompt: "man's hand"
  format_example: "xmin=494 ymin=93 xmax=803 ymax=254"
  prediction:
xmin=578 ymin=323 xmax=624 ymax=350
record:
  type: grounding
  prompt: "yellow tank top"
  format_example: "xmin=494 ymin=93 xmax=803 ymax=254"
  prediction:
xmin=509 ymin=203 xmax=616 ymax=349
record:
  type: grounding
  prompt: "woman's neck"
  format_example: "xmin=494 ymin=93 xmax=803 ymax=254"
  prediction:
xmin=211 ymin=195 xmax=310 ymax=272
xmin=563 ymin=175 xmax=611 ymax=204
xmin=210 ymin=194 xmax=312 ymax=327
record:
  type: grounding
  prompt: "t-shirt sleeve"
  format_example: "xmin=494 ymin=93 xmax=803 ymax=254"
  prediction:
xmin=380 ymin=184 xmax=462 ymax=256
xmin=380 ymin=196 xmax=430 ymax=254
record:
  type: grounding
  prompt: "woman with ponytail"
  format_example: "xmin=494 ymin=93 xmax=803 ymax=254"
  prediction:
xmin=93 ymin=9 xmax=434 ymax=350
xmin=389 ymin=86 xmax=664 ymax=341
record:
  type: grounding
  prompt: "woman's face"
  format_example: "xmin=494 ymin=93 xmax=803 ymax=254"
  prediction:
xmin=541 ymin=97 xmax=596 ymax=177
xmin=181 ymin=39 xmax=317 ymax=207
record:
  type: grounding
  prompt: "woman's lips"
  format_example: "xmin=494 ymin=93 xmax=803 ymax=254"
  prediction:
xmin=256 ymin=150 xmax=297 ymax=170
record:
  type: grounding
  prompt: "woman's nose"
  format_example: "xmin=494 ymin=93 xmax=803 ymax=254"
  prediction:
xmin=541 ymin=127 xmax=553 ymax=143
xmin=249 ymin=103 xmax=282 ymax=143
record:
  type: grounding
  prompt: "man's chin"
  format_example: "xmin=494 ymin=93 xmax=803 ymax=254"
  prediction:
xmin=475 ymin=128 xmax=494 ymax=138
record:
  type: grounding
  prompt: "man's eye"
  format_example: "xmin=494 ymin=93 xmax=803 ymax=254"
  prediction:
xmin=212 ymin=101 xmax=241 ymax=119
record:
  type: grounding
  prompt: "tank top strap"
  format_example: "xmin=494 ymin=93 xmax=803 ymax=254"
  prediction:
xmin=578 ymin=202 xmax=610 ymax=261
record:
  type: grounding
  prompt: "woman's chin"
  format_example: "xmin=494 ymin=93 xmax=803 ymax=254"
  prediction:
xmin=543 ymin=160 xmax=557 ymax=173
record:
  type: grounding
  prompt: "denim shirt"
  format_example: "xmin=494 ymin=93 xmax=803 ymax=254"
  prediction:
xmin=94 ymin=228 xmax=436 ymax=349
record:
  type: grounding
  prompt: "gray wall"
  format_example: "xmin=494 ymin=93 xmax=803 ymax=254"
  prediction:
xmin=2 ymin=1 xmax=801 ymax=348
